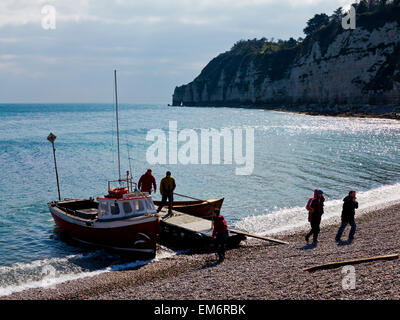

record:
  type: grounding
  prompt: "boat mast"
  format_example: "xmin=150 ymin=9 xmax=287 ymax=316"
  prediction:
xmin=114 ymin=69 xmax=121 ymax=182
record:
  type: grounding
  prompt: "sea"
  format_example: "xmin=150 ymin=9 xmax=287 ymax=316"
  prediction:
xmin=1 ymin=103 xmax=399 ymax=296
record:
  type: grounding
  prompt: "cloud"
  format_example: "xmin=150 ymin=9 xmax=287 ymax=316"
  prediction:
xmin=0 ymin=0 xmax=350 ymax=103
xmin=0 ymin=0 xmax=352 ymax=28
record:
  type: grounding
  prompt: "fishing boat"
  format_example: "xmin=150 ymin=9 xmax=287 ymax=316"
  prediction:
xmin=48 ymin=179 xmax=159 ymax=257
xmin=47 ymin=70 xmax=160 ymax=258
xmin=153 ymin=197 xmax=224 ymax=219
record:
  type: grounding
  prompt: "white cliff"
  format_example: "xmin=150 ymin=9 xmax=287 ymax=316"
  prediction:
xmin=172 ymin=14 xmax=400 ymax=112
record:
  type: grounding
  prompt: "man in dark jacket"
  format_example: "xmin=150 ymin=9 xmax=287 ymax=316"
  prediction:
xmin=138 ymin=169 xmax=157 ymax=194
xmin=156 ymin=171 xmax=176 ymax=216
xmin=305 ymin=189 xmax=325 ymax=244
xmin=212 ymin=209 xmax=229 ymax=263
xmin=335 ymin=190 xmax=358 ymax=242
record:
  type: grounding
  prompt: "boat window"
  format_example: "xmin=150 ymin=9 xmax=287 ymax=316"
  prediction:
xmin=133 ymin=199 xmax=146 ymax=214
xmin=123 ymin=202 xmax=132 ymax=214
xmin=98 ymin=202 xmax=108 ymax=216
xmin=146 ymin=199 xmax=155 ymax=211
xmin=110 ymin=202 xmax=120 ymax=215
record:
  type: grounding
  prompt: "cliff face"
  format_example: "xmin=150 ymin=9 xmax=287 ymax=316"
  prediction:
xmin=172 ymin=7 xmax=400 ymax=107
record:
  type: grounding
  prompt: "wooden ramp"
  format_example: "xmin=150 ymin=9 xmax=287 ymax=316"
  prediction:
xmin=158 ymin=209 xmax=244 ymax=248
xmin=157 ymin=209 xmax=288 ymax=248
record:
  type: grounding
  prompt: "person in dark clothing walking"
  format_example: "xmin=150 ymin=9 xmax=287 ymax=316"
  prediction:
xmin=156 ymin=171 xmax=176 ymax=216
xmin=335 ymin=190 xmax=358 ymax=242
xmin=305 ymin=189 xmax=325 ymax=244
xmin=212 ymin=209 xmax=229 ymax=263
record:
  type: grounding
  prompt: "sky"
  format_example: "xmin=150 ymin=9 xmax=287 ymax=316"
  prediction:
xmin=0 ymin=0 xmax=353 ymax=104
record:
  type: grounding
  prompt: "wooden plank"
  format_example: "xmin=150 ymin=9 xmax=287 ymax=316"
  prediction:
xmin=159 ymin=209 xmax=212 ymax=233
xmin=229 ymin=229 xmax=289 ymax=245
xmin=303 ymin=254 xmax=399 ymax=272
xmin=161 ymin=210 xmax=210 ymax=227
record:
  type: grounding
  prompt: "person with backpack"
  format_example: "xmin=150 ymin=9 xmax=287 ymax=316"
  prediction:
xmin=335 ymin=190 xmax=358 ymax=242
xmin=305 ymin=190 xmax=317 ymax=223
xmin=305 ymin=189 xmax=325 ymax=244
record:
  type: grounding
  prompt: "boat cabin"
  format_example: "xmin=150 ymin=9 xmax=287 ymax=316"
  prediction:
xmin=97 ymin=189 xmax=157 ymax=221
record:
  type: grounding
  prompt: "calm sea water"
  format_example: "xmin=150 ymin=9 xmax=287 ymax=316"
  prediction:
xmin=1 ymin=103 xmax=400 ymax=295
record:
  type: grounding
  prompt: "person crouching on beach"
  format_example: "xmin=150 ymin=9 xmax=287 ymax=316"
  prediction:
xmin=212 ymin=209 xmax=229 ymax=263
xmin=335 ymin=190 xmax=358 ymax=242
xmin=305 ymin=189 xmax=325 ymax=244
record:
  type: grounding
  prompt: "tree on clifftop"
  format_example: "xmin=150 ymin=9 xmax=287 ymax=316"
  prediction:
xmin=356 ymin=0 xmax=370 ymax=13
xmin=303 ymin=13 xmax=330 ymax=37
xmin=331 ymin=7 xmax=343 ymax=22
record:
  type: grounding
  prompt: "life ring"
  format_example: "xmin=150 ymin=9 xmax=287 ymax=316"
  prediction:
xmin=108 ymin=187 xmax=128 ymax=198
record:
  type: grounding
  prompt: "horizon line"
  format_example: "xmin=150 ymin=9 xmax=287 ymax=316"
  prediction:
xmin=0 ymin=101 xmax=169 ymax=105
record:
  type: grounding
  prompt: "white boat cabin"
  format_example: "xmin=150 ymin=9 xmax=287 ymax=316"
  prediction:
xmin=97 ymin=192 xmax=157 ymax=221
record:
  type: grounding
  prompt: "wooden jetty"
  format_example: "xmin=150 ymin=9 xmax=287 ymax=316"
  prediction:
xmin=157 ymin=208 xmax=288 ymax=249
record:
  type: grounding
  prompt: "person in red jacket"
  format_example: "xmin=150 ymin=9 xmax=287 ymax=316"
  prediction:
xmin=305 ymin=189 xmax=325 ymax=244
xmin=138 ymin=169 xmax=157 ymax=194
xmin=212 ymin=208 xmax=229 ymax=263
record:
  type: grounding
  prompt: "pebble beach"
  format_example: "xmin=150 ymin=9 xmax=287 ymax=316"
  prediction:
xmin=2 ymin=202 xmax=399 ymax=300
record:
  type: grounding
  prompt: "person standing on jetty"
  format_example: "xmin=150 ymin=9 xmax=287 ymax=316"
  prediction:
xmin=212 ymin=208 xmax=229 ymax=263
xmin=335 ymin=190 xmax=358 ymax=242
xmin=138 ymin=169 xmax=157 ymax=194
xmin=305 ymin=189 xmax=325 ymax=244
xmin=156 ymin=171 xmax=176 ymax=216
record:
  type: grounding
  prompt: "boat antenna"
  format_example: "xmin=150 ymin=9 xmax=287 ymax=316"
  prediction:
xmin=123 ymin=134 xmax=133 ymax=181
xmin=47 ymin=132 xmax=61 ymax=201
xmin=114 ymin=69 xmax=121 ymax=182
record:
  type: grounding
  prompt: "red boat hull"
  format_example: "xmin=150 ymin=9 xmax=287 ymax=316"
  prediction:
xmin=50 ymin=206 xmax=159 ymax=257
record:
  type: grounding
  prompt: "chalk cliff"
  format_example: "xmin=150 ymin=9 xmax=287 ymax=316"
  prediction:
xmin=172 ymin=6 xmax=400 ymax=112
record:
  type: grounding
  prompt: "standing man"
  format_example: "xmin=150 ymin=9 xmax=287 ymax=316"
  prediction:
xmin=138 ymin=169 xmax=157 ymax=194
xmin=156 ymin=171 xmax=176 ymax=216
xmin=335 ymin=190 xmax=358 ymax=242
xmin=212 ymin=209 xmax=229 ymax=263
xmin=305 ymin=189 xmax=325 ymax=244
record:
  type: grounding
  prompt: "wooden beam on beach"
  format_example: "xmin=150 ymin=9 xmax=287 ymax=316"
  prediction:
xmin=303 ymin=254 xmax=399 ymax=272
xmin=229 ymin=229 xmax=289 ymax=245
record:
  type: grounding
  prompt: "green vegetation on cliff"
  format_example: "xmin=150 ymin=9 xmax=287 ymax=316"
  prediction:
xmin=173 ymin=0 xmax=400 ymax=106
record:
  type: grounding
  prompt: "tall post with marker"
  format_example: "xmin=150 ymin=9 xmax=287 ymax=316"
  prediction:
xmin=47 ymin=132 xmax=61 ymax=201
